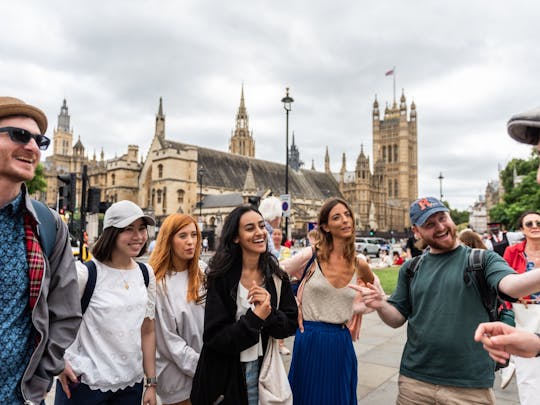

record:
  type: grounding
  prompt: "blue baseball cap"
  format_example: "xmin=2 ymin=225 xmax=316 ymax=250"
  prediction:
xmin=409 ymin=197 xmax=449 ymax=226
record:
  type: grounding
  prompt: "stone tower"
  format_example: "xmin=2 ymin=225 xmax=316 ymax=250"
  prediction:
xmin=229 ymin=85 xmax=255 ymax=157
xmin=53 ymin=99 xmax=73 ymax=156
xmin=372 ymin=90 xmax=418 ymax=229
xmin=288 ymin=132 xmax=303 ymax=171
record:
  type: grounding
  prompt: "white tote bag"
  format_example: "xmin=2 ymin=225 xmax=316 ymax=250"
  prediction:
xmin=258 ymin=274 xmax=293 ymax=405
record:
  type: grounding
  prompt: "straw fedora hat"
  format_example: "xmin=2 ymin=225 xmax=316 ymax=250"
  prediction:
xmin=0 ymin=97 xmax=48 ymax=133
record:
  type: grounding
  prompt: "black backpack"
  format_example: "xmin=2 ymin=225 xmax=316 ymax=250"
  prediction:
xmin=31 ymin=199 xmax=56 ymax=258
xmin=81 ymin=261 xmax=150 ymax=314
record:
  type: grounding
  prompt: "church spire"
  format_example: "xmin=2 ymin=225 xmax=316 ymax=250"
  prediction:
xmin=155 ymin=97 xmax=165 ymax=139
xmin=324 ymin=146 xmax=330 ymax=173
xmin=229 ymin=84 xmax=255 ymax=157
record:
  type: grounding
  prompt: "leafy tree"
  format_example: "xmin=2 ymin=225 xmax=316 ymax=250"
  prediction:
xmin=442 ymin=200 xmax=470 ymax=226
xmin=25 ymin=163 xmax=47 ymax=194
xmin=489 ymin=152 xmax=540 ymax=230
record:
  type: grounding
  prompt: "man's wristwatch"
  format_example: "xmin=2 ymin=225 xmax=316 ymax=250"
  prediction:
xmin=145 ymin=376 xmax=158 ymax=387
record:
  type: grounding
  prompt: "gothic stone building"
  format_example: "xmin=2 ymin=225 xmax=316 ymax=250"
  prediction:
xmin=41 ymin=87 xmax=418 ymax=237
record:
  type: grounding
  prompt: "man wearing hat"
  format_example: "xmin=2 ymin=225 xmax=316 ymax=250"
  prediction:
xmin=0 ymin=97 xmax=81 ymax=404
xmin=352 ymin=196 xmax=540 ymax=404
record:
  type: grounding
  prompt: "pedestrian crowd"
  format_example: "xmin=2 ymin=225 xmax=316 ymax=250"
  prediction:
xmin=2 ymin=94 xmax=540 ymax=405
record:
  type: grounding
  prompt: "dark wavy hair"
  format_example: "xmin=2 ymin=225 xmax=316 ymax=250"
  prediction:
xmin=207 ymin=205 xmax=285 ymax=280
xmin=517 ymin=210 xmax=540 ymax=230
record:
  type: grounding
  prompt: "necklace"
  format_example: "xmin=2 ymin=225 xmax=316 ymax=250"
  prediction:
xmin=119 ymin=270 xmax=130 ymax=289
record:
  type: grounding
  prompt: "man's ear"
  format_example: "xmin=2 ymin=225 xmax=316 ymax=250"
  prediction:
xmin=412 ymin=225 xmax=420 ymax=239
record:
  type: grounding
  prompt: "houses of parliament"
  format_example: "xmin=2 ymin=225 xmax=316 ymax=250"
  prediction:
xmin=41 ymin=87 xmax=418 ymax=238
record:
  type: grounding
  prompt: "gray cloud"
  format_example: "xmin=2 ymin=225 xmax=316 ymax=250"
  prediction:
xmin=3 ymin=0 xmax=538 ymax=209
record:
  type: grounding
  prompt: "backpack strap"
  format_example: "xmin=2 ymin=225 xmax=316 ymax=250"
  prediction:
xmin=137 ymin=262 xmax=150 ymax=288
xmin=31 ymin=199 xmax=57 ymax=258
xmin=465 ymin=248 xmax=498 ymax=321
xmin=405 ymin=254 xmax=425 ymax=282
xmin=81 ymin=260 xmax=98 ymax=314
xmin=81 ymin=261 xmax=149 ymax=315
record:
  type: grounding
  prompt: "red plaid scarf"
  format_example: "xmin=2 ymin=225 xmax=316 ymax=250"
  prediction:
xmin=23 ymin=211 xmax=45 ymax=310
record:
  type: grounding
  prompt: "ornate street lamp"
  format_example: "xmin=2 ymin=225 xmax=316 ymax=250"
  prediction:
xmin=198 ymin=167 xmax=205 ymax=222
xmin=281 ymin=87 xmax=294 ymax=240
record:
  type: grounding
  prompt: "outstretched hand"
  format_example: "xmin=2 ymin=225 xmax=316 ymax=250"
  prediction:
xmin=474 ymin=321 xmax=540 ymax=363
xmin=348 ymin=281 xmax=386 ymax=310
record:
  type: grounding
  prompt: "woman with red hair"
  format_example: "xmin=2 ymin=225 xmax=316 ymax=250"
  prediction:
xmin=150 ymin=214 xmax=206 ymax=405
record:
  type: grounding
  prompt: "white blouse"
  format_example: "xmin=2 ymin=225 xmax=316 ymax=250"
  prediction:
xmin=65 ymin=260 xmax=156 ymax=392
xmin=235 ymin=282 xmax=263 ymax=362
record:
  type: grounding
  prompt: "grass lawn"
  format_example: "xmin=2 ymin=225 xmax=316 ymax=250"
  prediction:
xmin=373 ymin=266 xmax=400 ymax=295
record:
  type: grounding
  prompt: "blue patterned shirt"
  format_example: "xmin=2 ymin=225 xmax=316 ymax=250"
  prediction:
xmin=0 ymin=192 xmax=33 ymax=403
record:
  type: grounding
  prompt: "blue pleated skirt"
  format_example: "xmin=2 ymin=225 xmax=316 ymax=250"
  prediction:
xmin=288 ymin=321 xmax=358 ymax=405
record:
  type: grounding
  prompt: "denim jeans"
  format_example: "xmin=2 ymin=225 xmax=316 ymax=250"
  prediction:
xmin=242 ymin=359 xmax=260 ymax=405
xmin=54 ymin=379 xmax=143 ymax=405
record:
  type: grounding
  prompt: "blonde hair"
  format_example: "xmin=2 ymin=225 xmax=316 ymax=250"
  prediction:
xmin=149 ymin=214 xmax=204 ymax=303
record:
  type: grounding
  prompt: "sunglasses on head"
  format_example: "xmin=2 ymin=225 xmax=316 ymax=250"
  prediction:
xmin=524 ymin=220 xmax=540 ymax=229
xmin=0 ymin=126 xmax=50 ymax=151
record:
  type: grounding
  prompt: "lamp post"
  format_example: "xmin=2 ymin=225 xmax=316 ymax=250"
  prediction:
xmin=438 ymin=172 xmax=444 ymax=200
xmin=198 ymin=167 xmax=205 ymax=222
xmin=281 ymin=87 xmax=294 ymax=240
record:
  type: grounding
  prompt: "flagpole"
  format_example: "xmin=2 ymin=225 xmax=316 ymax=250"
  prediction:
xmin=393 ymin=66 xmax=396 ymax=103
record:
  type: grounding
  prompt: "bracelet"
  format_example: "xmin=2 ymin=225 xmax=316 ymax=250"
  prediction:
xmin=145 ymin=376 xmax=158 ymax=387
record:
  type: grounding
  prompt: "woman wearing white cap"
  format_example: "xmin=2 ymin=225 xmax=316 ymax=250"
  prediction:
xmin=55 ymin=200 xmax=157 ymax=405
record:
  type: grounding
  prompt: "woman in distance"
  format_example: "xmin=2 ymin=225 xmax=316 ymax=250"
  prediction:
xmin=190 ymin=205 xmax=298 ymax=405
xmin=280 ymin=197 xmax=378 ymax=405
xmin=150 ymin=213 xmax=206 ymax=405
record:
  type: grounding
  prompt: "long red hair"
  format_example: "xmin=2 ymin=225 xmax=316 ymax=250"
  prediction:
xmin=149 ymin=213 xmax=204 ymax=303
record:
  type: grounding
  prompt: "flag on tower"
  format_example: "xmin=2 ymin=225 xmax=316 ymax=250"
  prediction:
xmin=385 ymin=69 xmax=394 ymax=76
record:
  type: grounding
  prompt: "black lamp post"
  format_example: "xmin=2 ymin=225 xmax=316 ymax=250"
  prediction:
xmin=281 ymin=87 xmax=294 ymax=240
xmin=198 ymin=167 xmax=205 ymax=220
xmin=438 ymin=172 xmax=444 ymax=200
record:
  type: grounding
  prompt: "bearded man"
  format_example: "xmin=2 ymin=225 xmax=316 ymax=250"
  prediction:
xmin=352 ymin=196 xmax=540 ymax=405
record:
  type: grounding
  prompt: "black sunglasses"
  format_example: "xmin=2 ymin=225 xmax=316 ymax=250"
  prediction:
xmin=524 ymin=220 xmax=540 ymax=229
xmin=0 ymin=126 xmax=50 ymax=151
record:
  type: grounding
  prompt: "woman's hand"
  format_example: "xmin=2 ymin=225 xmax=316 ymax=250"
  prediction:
xmin=142 ymin=385 xmax=157 ymax=405
xmin=248 ymin=281 xmax=272 ymax=320
xmin=58 ymin=360 xmax=79 ymax=399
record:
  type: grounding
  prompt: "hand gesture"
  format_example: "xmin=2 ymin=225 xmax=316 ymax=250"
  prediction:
xmin=248 ymin=280 xmax=271 ymax=320
xmin=142 ymin=386 xmax=157 ymax=405
xmin=348 ymin=282 xmax=386 ymax=309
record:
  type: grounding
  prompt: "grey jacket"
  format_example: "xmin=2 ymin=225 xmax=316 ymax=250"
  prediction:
xmin=20 ymin=192 xmax=82 ymax=404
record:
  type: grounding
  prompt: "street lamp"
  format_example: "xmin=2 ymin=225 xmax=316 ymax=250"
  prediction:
xmin=438 ymin=172 xmax=444 ymax=200
xmin=198 ymin=167 xmax=205 ymax=221
xmin=281 ymin=87 xmax=294 ymax=240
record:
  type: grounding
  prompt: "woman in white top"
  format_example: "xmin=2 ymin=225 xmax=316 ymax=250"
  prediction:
xmin=149 ymin=213 xmax=205 ymax=405
xmin=55 ymin=200 xmax=157 ymax=405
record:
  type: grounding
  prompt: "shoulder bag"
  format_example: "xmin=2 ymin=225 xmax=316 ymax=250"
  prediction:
xmin=258 ymin=274 xmax=293 ymax=405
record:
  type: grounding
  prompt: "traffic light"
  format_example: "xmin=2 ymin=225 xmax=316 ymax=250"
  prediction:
xmin=369 ymin=229 xmax=375 ymax=236
xmin=86 ymin=187 xmax=101 ymax=213
xmin=57 ymin=173 xmax=76 ymax=212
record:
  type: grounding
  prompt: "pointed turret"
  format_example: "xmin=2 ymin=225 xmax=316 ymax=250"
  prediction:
xmin=400 ymin=89 xmax=407 ymax=112
xmin=324 ymin=146 xmax=330 ymax=173
xmin=289 ymin=132 xmax=303 ymax=171
xmin=243 ymin=164 xmax=257 ymax=193
xmin=57 ymin=99 xmax=70 ymax=132
xmin=229 ymin=84 xmax=255 ymax=157
xmin=155 ymin=97 xmax=165 ymax=139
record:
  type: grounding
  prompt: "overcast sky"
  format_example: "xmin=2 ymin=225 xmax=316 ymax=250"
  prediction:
xmin=3 ymin=0 xmax=538 ymax=210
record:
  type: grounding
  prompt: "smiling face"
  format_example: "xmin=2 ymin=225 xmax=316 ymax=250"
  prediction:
xmin=0 ymin=116 xmax=41 ymax=185
xmin=272 ymin=227 xmax=283 ymax=248
xmin=172 ymin=222 xmax=198 ymax=264
xmin=321 ymin=202 xmax=354 ymax=240
xmin=521 ymin=212 xmax=540 ymax=242
xmin=413 ymin=211 xmax=458 ymax=254
xmin=115 ymin=218 xmax=149 ymax=258
xmin=234 ymin=210 xmax=267 ymax=256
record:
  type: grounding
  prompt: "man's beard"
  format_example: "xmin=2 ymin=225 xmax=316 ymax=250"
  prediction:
xmin=424 ymin=225 xmax=458 ymax=252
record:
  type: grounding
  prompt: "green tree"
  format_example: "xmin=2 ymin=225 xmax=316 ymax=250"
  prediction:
xmin=489 ymin=152 xmax=540 ymax=230
xmin=25 ymin=163 xmax=47 ymax=194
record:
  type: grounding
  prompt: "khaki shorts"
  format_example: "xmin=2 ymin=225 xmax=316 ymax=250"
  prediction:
xmin=396 ymin=374 xmax=495 ymax=405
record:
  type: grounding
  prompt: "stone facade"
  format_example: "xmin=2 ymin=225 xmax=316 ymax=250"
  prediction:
xmin=41 ymin=87 xmax=419 ymax=237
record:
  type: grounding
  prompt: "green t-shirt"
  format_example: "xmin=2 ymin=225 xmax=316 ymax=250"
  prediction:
xmin=388 ymin=245 xmax=516 ymax=388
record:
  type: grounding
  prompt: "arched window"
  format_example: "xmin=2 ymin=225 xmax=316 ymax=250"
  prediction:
xmin=394 ymin=144 xmax=398 ymax=162
xmin=157 ymin=189 xmax=162 ymax=204
xmin=394 ymin=179 xmax=399 ymax=197
xmin=158 ymin=164 xmax=163 ymax=178
xmin=388 ymin=179 xmax=392 ymax=197
xmin=177 ymin=189 xmax=185 ymax=203
xmin=163 ymin=187 xmax=167 ymax=210
xmin=382 ymin=146 xmax=386 ymax=161
xmin=111 ymin=173 xmax=115 ymax=186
